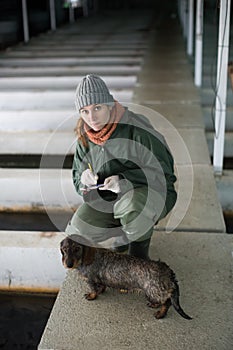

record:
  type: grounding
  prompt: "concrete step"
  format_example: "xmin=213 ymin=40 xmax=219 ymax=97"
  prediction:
xmin=0 ymin=110 xmax=75 ymax=131
xmin=202 ymin=65 xmax=232 ymax=76
xmin=0 ymin=125 xmax=210 ymax=163
xmin=14 ymin=40 xmax=148 ymax=47
xmin=38 ymin=231 xmax=233 ymax=350
xmin=1 ymin=49 xmax=145 ymax=58
xmin=1 ymin=129 xmax=232 ymax=162
xmin=16 ymin=42 xmax=149 ymax=49
xmin=0 ymin=75 xmax=137 ymax=90
xmin=0 ymin=131 xmax=76 ymax=154
xmin=0 ymin=89 xmax=133 ymax=110
xmin=0 ymin=65 xmax=141 ymax=77
xmin=201 ymin=89 xmax=233 ymax=106
xmin=216 ymin=170 xmax=233 ymax=211
xmin=0 ymin=166 xmax=227 ymax=231
xmin=0 ymin=57 xmax=142 ymax=67
xmin=206 ymin=132 xmax=233 ymax=158
xmin=0 ymin=230 xmax=65 ymax=293
xmin=27 ymin=37 xmax=148 ymax=45
xmin=202 ymin=106 xmax=233 ymax=131
xmin=157 ymin=164 xmax=225 ymax=233
xmin=202 ymin=75 xmax=233 ymax=90
xmin=202 ymin=55 xmax=233 ymax=65
xmin=0 ymin=168 xmax=81 ymax=211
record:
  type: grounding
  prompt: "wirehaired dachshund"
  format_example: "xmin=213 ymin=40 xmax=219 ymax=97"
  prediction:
xmin=60 ymin=234 xmax=192 ymax=320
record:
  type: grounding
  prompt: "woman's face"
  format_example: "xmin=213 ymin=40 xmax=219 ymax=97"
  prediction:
xmin=80 ymin=104 xmax=112 ymax=131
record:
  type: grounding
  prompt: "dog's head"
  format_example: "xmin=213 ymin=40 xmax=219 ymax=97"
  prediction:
xmin=60 ymin=235 xmax=95 ymax=269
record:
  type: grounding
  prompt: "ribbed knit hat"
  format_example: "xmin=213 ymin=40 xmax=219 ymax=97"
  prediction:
xmin=75 ymin=74 xmax=114 ymax=111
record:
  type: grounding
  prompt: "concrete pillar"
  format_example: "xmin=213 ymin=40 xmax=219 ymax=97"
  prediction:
xmin=213 ymin=0 xmax=231 ymax=175
xmin=22 ymin=0 xmax=29 ymax=43
xmin=187 ymin=0 xmax=194 ymax=55
xmin=49 ymin=0 xmax=56 ymax=31
xmin=82 ymin=0 xmax=89 ymax=17
xmin=69 ymin=6 xmax=75 ymax=23
xmin=194 ymin=0 xmax=203 ymax=87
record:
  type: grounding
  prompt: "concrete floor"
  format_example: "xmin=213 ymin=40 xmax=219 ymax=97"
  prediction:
xmin=34 ymin=9 xmax=232 ymax=350
xmin=39 ymin=231 xmax=233 ymax=350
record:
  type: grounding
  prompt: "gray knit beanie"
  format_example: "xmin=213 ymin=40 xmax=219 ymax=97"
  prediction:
xmin=75 ymin=74 xmax=114 ymax=111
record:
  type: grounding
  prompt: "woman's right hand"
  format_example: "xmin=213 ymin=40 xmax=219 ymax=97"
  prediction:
xmin=80 ymin=169 xmax=98 ymax=187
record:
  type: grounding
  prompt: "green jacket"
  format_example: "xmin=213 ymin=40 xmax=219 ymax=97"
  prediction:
xmin=72 ymin=108 xmax=177 ymax=213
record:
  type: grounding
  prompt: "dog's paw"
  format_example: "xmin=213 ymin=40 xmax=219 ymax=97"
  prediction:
xmin=84 ymin=292 xmax=97 ymax=301
xmin=154 ymin=306 xmax=168 ymax=319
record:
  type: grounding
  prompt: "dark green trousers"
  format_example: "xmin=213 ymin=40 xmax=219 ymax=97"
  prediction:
xmin=65 ymin=187 xmax=169 ymax=245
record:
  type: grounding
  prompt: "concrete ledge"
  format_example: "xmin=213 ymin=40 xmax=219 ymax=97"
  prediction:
xmin=0 ymin=65 xmax=141 ymax=77
xmin=0 ymin=90 xmax=133 ymax=110
xmin=143 ymin=103 xmax=205 ymax=129
xmin=0 ymin=57 xmax=142 ymax=67
xmin=0 ymin=168 xmax=82 ymax=211
xmin=0 ymin=231 xmax=65 ymax=293
xmin=0 ymin=110 xmax=76 ymax=131
xmin=0 ymin=131 xmax=76 ymax=155
xmin=0 ymin=168 xmax=230 ymax=218
xmin=203 ymin=106 xmax=233 ymax=131
xmin=216 ymin=170 xmax=233 ymax=211
xmin=1 ymin=49 xmax=144 ymax=58
xmin=206 ymin=132 xmax=233 ymax=158
xmin=157 ymin=164 xmax=226 ymax=233
xmin=0 ymin=75 xmax=137 ymax=90
xmin=39 ymin=231 xmax=233 ymax=350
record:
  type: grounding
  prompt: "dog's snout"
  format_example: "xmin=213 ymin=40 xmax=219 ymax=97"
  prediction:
xmin=66 ymin=259 xmax=74 ymax=268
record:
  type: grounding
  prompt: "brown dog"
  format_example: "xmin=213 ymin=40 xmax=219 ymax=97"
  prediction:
xmin=60 ymin=234 xmax=192 ymax=320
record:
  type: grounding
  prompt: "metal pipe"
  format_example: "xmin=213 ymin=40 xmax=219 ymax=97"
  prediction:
xmin=187 ymin=0 xmax=194 ymax=55
xmin=22 ymin=0 xmax=29 ymax=43
xmin=49 ymin=0 xmax=56 ymax=31
xmin=194 ymin=0 xmax=203 ymax=87
xmin=213 ymin=0 xmax=231 ymax=175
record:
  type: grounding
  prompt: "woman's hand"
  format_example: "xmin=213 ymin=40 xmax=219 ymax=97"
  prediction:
xmin=99 ymin=175 xmax=121 ymax=193
xmin=81 ymin=169 xmax=98 ymax=187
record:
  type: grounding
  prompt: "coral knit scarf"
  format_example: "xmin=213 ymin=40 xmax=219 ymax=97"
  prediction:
xmin=84 ymin=101 xmax=125 ymax=145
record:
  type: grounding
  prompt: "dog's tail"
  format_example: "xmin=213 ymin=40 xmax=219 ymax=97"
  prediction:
xmin=171 ymin=283 xmax=192 ymax=320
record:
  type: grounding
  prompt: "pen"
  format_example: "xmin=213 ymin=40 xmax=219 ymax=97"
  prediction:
xmin=88 ymin=162 xmax=98 ymax=181
xmin=88 ymin=163 xmax=93 ymax=173
xmin=80 ymin=184 xmax=104 ymax=191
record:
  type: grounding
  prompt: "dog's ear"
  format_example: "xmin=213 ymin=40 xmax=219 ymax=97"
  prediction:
xmin=60 ymin=239 xmax=64 ymax=248
xmin=82 ymin=245 xmax=96 ymax=265
xmin=67 ymin=234 xmax=96 ymax=265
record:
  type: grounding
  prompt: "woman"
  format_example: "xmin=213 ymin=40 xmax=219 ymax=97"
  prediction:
xmin=66 ymin=74 xmax=177 ymax=259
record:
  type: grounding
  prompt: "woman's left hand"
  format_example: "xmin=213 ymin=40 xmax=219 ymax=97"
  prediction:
xmin=99 ymin=175 xmax=121 ymax=193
